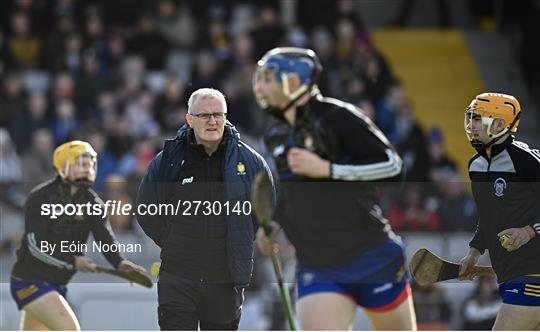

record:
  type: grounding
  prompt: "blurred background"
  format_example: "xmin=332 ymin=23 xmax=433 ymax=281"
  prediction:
xmin=1 ymin=0 xmax=539 ymax=330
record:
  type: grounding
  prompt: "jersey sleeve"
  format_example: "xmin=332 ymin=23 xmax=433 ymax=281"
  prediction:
xmin=90 ymin=195 xmax=124 ymax=269
xmin=326 ymin=106 xmax=402 ymax=181
xmin=24 ymin=192 xmax=76 ymax=270
xmin=469 ymin=220 xmax=487 ymax=254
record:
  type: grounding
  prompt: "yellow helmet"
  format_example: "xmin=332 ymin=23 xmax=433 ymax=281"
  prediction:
xmin=464 ymin=93 xmax=521 ymax=148
xmin=53 ymin=140 xmax=97 ymax=183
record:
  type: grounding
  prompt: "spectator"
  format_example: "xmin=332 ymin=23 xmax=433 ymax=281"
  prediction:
xmin=43 ymin=14 xmax=77 ymax=69
xmin=0 ymin=128 xmax=22 ymax=183
xmin=437 ymin=174 xmax=477 ymax=232
xmin=103 ymin=31 xmax=127 ymax=74
xmin=50 ymin=99 xmax=80 ymax=145
xmin=4 ymin=12 xmax=43 ymax=69
xmin=125 ymin=91 xmax=159 ymax=138
xmin=0 ymin=72 xmax=26 ymax=130
xmin=187 ymin=50 xmax=222 ymax=93
xmin=460 ymin=276 xmax=501 ymax=330
xmin=21 ymin=128 xmax=55 ymax=192
xmin=86 ymin=129 xmax=117 ymax=194
xmin=394 ymin=99 xmax=431 ymax=182
xmin=388 ymin=184 xmax=440 ymax=231
xmin=11 ymin=91 xmax=49 ymax=153
xmin=427 ymin=127 xmax=458 ymax=182
xmin=51 ymin=72 xmax=76 ymax=101
xmin=128 ymin=14 xmax=171 ymax=70
xmin=412 ymin=283 xmax=452 ymax=330
xmin=82 ymin=14 xmax=107 ymax=63
xmin=0 ymin=128 xmax=24 ymax=258
xmin=75 ymin=50 xmax=110 ymax=120
xmin=335 ymin=0 xmax=365 ymax=32
xmin=154 ymin=78 xmax=187 ymax=132
xmin=250 ymin=6 xmax=285 ymax=59
xmin=310 ymin=26 xmax=335 ymax=95
xmin=376 ymin=83 xmax=404 ymax=143
xmin=52 ymin=32 xmax=83 ymax=72
xmin=157 ymin=0 xmax=197 ymax=50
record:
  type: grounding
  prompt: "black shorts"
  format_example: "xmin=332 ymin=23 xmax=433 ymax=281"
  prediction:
xmin=157 ymin=274 xmax=243 ymax=331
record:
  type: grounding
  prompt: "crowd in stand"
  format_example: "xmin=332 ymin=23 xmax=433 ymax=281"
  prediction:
xmin=0 ymin=0 xmax=478 ymax=255
xmin=1 ymin=0 xmax=504 ymax=329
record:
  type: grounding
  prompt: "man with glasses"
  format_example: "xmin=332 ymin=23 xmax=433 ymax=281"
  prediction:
xmin=136 ymin=88 xmax=274 ymax=330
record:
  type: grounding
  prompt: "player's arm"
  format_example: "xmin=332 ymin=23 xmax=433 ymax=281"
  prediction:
xmin=498 ymin=147 xmax=540 ymax=248
xmin=24 ymin=192 xmax=76 ymax=270
xmin=458 ymin=222 xmax=485 ymax=280
xmin=90 ymin=209 xmax=146 ymax=274
xmin=136 ymin=152 xmax=167 ymax=246
xmin=285 ymin=107 xmax=402 ymax=180
xmin=326 ymin=106 xmax=402 ymax=181
xmin=89 ymin=201 xmax=124 ymax=269
xmin=526 ymin=149 xmax=540 ymax=239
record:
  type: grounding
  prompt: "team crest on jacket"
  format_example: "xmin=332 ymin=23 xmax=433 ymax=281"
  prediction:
xmin=237 ymin=162 xmax=246 ymax=175
xmin=494 ymin=178 xmax=507 ymax=197
xmin=304 ymin=135 xmax=314 ymax=150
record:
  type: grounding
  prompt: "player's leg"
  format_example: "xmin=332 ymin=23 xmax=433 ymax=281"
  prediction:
xmin=297 ymin=292 xmax=357 ymax=330
xmin=492 ymin=303 xmax=540 ymax=330
xmin=355 ymin=240 xmax=417 ymax=330
xmin=20 ymin=310 xmax=49 ymax=331
xmin=22 ymin=291 xmax=80 ymax=331
xmin=364 ymin=290 xmax=417 ymax=331
xmin=495 ymin=277 xmax=540 ymax=330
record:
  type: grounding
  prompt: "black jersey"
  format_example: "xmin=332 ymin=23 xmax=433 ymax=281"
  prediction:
xmin=11 ymin=177 xmax=124 ymax=285
xmin=265 ymin=94 xmax=403 ymax=268
xmin=468 ymin=136 xmax=540 ymax=283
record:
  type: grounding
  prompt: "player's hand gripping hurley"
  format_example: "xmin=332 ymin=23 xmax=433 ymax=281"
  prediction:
xmin=252 ymin=172 xmax=296 ymax=330
xmin=409 ymin=248 xmax=494 ymax=286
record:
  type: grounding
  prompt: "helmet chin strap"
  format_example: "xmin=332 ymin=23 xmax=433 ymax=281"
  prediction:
xmin=269 ymin=85 xmax=317 ymax=120
xmin=471 ymin=112 xmax=520 ymax=151
xmin=73 ymin=178 xmax=93 ymax=188
xmin=471 ymin=135 xmax=504 ymax=151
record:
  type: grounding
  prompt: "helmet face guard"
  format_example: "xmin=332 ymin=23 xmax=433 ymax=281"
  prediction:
xmin=253 ymin=47 xmax=322 ymax=117
xmin=464 ymin=93 xmax=521 ymax=150
xmin=53 ymin=140 xmax=98 ymax=187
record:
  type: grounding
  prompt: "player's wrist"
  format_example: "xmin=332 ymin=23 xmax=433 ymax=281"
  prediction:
xmin=322 ymin=160 xmax=330 ymax=178
xmin=524 ymin=225 xmax=536 ymax=239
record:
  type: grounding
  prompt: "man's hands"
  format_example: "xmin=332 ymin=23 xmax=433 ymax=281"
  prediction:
xmin=256 ymin=221 xmax=280 ymax=256
xmin=118 ymin=260 xmax=147 ymax=274
xmin=458 ymin=248 xmax=481 ymax=281
xmin=498 ymin=226 xmax=536 ymax=252
xmin=75 ymin=256 xmax=97 ymax=272
xmin=287 ymin=148 xmax=330 ymax=178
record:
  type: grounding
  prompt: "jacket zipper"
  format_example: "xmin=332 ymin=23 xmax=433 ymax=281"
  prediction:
xmin=201 ymin=156 xmax=210 ymax=285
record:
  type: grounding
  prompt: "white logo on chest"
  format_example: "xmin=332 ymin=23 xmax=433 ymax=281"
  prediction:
xmin=494 ymin=178 xmax=507 ymax=197
xmin=181 ymin=176 xmax=194 ymax=185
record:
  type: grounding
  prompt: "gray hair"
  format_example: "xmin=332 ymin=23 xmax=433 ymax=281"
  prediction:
xmin=187 ymin=88 xmax=227 ymax=113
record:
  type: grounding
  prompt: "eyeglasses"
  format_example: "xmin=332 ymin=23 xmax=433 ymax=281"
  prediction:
xmin=189 ymin=112 xmax=227 ymax=121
